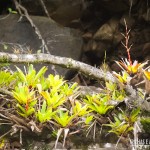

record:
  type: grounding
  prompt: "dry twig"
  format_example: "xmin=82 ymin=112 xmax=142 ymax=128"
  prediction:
xmin=38 ymin=0 xmax=51 ymax=19
xmin=13 ymin=0 xmax=49 ymax=54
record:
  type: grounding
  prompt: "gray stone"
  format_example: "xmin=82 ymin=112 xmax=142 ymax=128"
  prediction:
xmin=0 ymin=14 xmax=83 ymax=77
xmin=93 ymin=23 xmax=114 ymax=41
xmin=93 ymin=18 xmax=119 ymax=41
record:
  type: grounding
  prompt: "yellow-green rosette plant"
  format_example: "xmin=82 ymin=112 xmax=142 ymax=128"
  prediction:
xmin=104 ymin=108 xmax=140 ymax=137
xmin=113 ymin=71 xmax=130 ymax=84
xmin=40 ymin=90 xmax=65 ymax=109
xmin=13 ymin=83 xmax=37 ymax=117
xmin=105 ymin=81 xmax=126 ymax=101
xmin=116 ymin=59 xmax=147 ymax=75
xmin=0 ymin=70 xmax=16 ymax=87
xmin=72 ymin=100 xmax=91 ymax=117
xmin=84 ymin=94 xmax=114 ymax=115
xmin=36 ymin=100 xmax=56 ymax=123
xmin=16 ymin=64 xmax=47 ymax=89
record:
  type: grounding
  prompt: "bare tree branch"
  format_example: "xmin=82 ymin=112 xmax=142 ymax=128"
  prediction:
xmin=0 ymin=52 xmax=115 ymax=82
xmin=13 ymin=0 xmax=49 ymax=54
xmin=39 ymin=0 xmax=51 ymax=19
xmin=0 ymin=52 xmax=144 ymax=105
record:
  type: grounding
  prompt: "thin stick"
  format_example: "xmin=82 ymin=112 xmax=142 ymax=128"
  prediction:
xmin=0 ymin=52 xmax=116 ymax=82
xmin=38 ymin=0 xmax=51 ymax=19
xmin=13 ymin=0 xmax=49 ymax=54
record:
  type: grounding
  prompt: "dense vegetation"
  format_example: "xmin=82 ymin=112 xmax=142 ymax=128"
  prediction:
xmin=0 ymin=48 xmax=150 ymax=149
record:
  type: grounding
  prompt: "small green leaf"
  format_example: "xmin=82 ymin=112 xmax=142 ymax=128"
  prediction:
xmin=3 ymin=44 xmax=8 ymax=50
xmin=34 ymin=66 xmax=47 ymax=82
xmin=41 ymin=100 xmax=47 ymax=114
xmin=131 ymin=108 xmax=140 ymax=119
xmin=37 ymin=50 xmax=41 ymax=54
xmin=8 ymin=8 xmax=17 ymax=14
xmin=16 ymin=67 xmax=27 ymax=83
xmin=85 ymin=115 xmax=93 ymax=125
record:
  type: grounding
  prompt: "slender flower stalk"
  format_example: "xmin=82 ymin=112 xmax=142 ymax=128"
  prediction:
xmin=121 ymin=19 xmax=132 ymax=66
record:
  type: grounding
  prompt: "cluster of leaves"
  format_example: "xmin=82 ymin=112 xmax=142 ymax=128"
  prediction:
xmin=0 ymin=70 xmax=16 ymax=87
xmin=105 ymin=23 xmax=150 ymax=141
xmin=114 ymin=59 xmax=149 ymax=85
xmin=12 ymin=65 xmax=80 ymax=125
xmin=84 ymin=81 xmax=126 ymax=116
xmin=1 ymin=52 xmax=148 ymax=148
xmin=0 ymin=16 xmax=148 ymax=149
xmin=0 ymin=64 xmax=130 ymax=147
xmin=104 ymin=108 xmax=140 ymax=136
xmin=107 ymin=59 xmax=146 ymax=139
xmin=103 ymin=58 xmax=145 ymax=141
xmin=11 ymin=65 xmax=125 ymax=121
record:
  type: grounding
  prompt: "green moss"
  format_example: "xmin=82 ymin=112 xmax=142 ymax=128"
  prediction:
xmin=140 ymin=117 xmax=150 ymax=133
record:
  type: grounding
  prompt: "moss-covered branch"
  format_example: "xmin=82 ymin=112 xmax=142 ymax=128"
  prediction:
xmin=0 ymin=52 xmax=115 ymax=82
xmin=0 ymin=52 xmax=143 ymax=103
